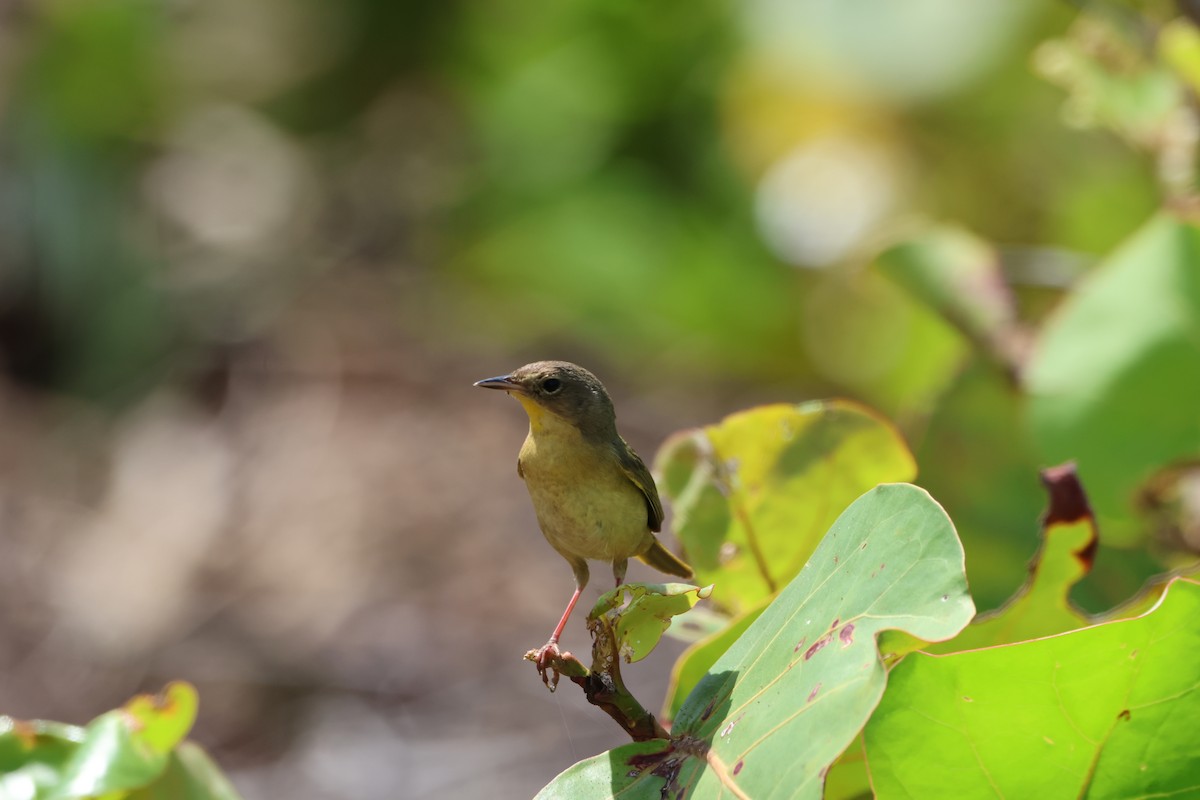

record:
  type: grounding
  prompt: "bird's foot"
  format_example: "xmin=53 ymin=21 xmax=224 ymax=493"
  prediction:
xmin=525 ymin=640 xmax=568 ymax=691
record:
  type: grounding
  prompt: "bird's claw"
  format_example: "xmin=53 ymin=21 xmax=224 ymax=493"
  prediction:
xmin=526 ymin=641 xmax=567 ymax=691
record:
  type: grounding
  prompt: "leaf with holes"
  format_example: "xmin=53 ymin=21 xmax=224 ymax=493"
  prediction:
xmin=53 ymin=681 xmax=199 ymax=797
xmin=865 ymin=578 xmax=1200 ymax=798
xmin=537 ymin=483 xmax=974 ymax=799
xmin=591 ymin=583 xmax=713 ymax=664
xmin=655 ymin=400 xmax=916 ymax=615
xmin=0 ymin=683 xmax=242 ymax=800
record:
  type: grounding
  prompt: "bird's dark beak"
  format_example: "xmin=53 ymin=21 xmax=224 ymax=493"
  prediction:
xmin=474 ymin=374 xmax=524 ymax=392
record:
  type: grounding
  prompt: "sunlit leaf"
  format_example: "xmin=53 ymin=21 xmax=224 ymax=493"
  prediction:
xmin=129 ymin=743 xmax=244 ymax=800
xmin=539 ymin=483 xmax=974 ymax=799
xmin=0 ymin=719 xmax=84 ymax=800
xmin=656 ymin=400 xmax=916 ymax=614
xmin=52 ymin=682 xmax=199 ymax=798
xmin=823 ymin=734 xmax=871 ymax=800
xmin=865 ymin=578 xmax=1200 ymax=798
xmin=591 ymin=583 xmax=712 ymax=665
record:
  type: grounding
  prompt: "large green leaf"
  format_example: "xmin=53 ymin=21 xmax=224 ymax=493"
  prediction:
xmin=655 ymin=400 xmax=916 ymax=614
xmin=662 ymin=603 xmax=766 ymax=722
xmin=1026 ymin=213 xmax=1200 ymax=544
xmin=865 ymin=578 xmax=1200 ymax=798
xmin=931 ymin=462 xmax=1097 ymax=653
xmin=538 ymin=483 xmax=974 ymax=799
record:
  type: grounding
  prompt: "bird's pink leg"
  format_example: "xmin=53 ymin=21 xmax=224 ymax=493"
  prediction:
xmin=533 ymin=586 xmax=583 ymax=690
xmin=546 ymin=585 xmax=583 ymax=650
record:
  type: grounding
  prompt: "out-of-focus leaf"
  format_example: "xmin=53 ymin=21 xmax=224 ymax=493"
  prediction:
xmin=1026 ymin=213 xmax=1200 ymax=545
xmin=1159 ymin=18 xmax=1200 ymax=100
xmin=875 ymin=224 xmax=1022 ymax=373
xmin=53 ymin=682 xmax=199 ymax=797
xmin=590 ymin=583 xmax=712 ymax=665
xmin=539 ymin=484 xmax=974 ymax=799
xmin=801 ymin=267 xmax=967 ymax=419
xmin=655 ymin=400 xmax=916 ymax=614
xmin=662 ymin=604 xmax=734 ymax=643
xmin=130 ymin=743 xmax=244 ymax=800
xmin=932 ymin=463 xmax=1096 ymax=652
xmin=1035 ymin=14 xmax=1183 ymax=151
xmin=823 ymin=734 xmax=871 ymax=800
xmin=122 ymin=682 xmax=198 ymax=756
xmin=0 ymin=684 xmax=239 ymax=800
xmin=865 ymin=578 xmax=1200 ymax=798
xmin=0 ymin=719 xmax=84 ymax=799
xmin=917 ymin=359 xmax=1046 ymax=610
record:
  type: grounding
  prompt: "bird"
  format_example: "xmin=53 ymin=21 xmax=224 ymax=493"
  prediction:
xmin=475 ymin=360 xmax=693 ymax=685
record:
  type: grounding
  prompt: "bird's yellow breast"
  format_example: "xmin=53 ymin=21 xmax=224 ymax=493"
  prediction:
xmin=517 ymin=413 xmax=650 ymax=563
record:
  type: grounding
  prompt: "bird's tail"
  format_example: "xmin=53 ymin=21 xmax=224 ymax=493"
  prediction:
xmin=638 ymin=538 xmax=693 ymax=580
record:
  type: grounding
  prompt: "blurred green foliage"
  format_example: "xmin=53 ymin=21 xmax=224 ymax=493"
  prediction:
xmin=0 ymin=683 xmax=242 ymax=799
xmin=8 ymin=0 xmax=1200 ymax=793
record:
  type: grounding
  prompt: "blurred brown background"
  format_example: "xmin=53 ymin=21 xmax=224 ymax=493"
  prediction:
xmin=0 ymin=0 xmax=1168 ymax=797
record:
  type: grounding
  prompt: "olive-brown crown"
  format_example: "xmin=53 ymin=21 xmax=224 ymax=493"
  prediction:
xmin=503 ymin=361 xmax=617 ymax=441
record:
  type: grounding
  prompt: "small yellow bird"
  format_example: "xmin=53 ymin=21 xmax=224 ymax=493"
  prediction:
xmin=475 ymin=361 xmax=693 ymax=677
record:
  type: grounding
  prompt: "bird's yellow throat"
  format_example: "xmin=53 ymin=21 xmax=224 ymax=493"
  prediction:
xmin=514 ymin=394 xmax=551 ymax=431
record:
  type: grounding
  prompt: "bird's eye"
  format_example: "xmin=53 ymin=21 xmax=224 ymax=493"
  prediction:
xmin=542 ymin=377 xmax=562 ymax=394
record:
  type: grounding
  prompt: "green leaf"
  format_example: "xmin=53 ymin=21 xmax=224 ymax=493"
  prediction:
xmin=916 ymin=359 xmax=1047 ymax=611
xmin=121 ymin=683 xmax=197 ymax=757
xmin=931 ymin=462 xmax=1097 ymax=653
xmin=0 ymin=686 xmax=240 ymax=800
xmin=127 ymin=744 xmax=244 ymax=800
xmin=1026 ymin=213 xmax=1200 ymax=544
xmin=1161 ymin=18 xmax=1200 ymax=96
xmin=823 ymin=734 xmax=871 ymax=800
xmin=590 ymin=583 xmax=712 ymax=664
xmin=865 ymin=578 xmax=1200 ymax=798
xmin=875 ymin=223 xmax=1020 ymax=371
xmin=0 ymin=719 xmax=84 ymax=799
xmin=662 ymin=604 xmax=765 ymax=722
xmin=539 ymin=483 xmax=974 ymax=798
xmin=535 ymin=740 xmax=678 ymax=800
xmin=655 ymin=400 xmax=917 ymax=614
xmin=800 ymin=267 xmax=967 ymax=418
xmin=52 ymin=682 xmax=199 ymax=798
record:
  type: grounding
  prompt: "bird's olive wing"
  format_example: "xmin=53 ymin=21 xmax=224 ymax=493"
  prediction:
xmin=614 ymin=438 xmax=664 ymax=532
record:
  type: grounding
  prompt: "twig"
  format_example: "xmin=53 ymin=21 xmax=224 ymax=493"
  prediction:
xmin=528 ymin=602 xmax=669 ymax=742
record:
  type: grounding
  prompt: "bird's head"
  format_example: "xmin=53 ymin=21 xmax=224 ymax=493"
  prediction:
xmin=475 ymin=360 xmax=617 ymax=440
